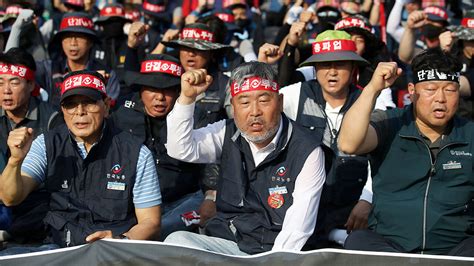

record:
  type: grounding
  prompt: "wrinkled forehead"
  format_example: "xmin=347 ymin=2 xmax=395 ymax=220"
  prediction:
xmin=414 ymin=80 xmax=460 ymax=89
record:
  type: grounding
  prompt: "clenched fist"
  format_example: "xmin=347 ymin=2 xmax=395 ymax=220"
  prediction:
xmin=366 ymin=62 xmax=402 ymax=93
xmin=7 ymin=127 xmax=34 ymax=163
xmin=179 ymin=69 xmax=213 ymax=105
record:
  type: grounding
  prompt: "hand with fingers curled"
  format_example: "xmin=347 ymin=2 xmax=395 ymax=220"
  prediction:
xmin=258 ymin=43 xmax=284 ymax=64
xmin=439 ymin=31 xmax=456 ymax=52
xmin=366 ymin=62 xmax=403 ymax=93
xmin=7 ymin=127 xmax=34 ymax=163
xmin=180 ymin=69 xmax=213 ymax=105
xmin=287 ymin=21 xmax=306 ymax=47
xmin=128 ymin=22 xmax=149 ymax=48
xmin=407 ymin=10 xmax=427 ymax=29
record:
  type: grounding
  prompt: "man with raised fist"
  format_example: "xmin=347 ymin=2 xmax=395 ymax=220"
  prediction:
xmin=164 ymin=62 xmax=326 ymax=255
xmin=0 ymin=70 xmax=161 ymax=254
xmin=339 ymin=48 xmax=474 ymax=256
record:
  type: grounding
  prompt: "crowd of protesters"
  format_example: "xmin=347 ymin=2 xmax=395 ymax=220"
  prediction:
xmin=0 ymin=0 xmax=473 ymax=258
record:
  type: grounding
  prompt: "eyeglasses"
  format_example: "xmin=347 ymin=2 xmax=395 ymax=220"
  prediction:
xmin=61 ymin=99 xmax=101 ymax=114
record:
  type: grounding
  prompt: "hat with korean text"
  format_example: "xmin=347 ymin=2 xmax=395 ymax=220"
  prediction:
xmin=300 ymin=30 xmax=369 ymax=67
xmin=61 ymin=70 xmax=107 ymax=102
xmin=161 ymin=23 xmax=231 ymax=51
xmin=52 ymin=12 xmax=97 ymax=44
xmin=123 ymin=54 xmax=183 ymax=90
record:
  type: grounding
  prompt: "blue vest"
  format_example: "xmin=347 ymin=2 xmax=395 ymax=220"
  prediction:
xmin=205 ymin=115 xmax=320 ymax=254
xmin=43 ymin=122 xmax=141 ymax=247
xmin=295 ymin=80 xmax=368 ymax=245
xmin=111 ymin=96 xmax=201 ymax=203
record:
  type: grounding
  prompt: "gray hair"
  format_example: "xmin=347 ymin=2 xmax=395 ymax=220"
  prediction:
xmin=227 ymin=61 xmax=278 ymax=92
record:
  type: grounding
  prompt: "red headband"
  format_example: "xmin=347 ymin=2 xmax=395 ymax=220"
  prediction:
xmin=215 ymin=13 xmax=235 ymax=23
xmin=462 ymin=18 xmax=474 ymax=28
xmin=180 ymin=28 xmax=215 ymax=42
xmin=5 ymin=6 xmax=21 ymax=16
xmin=100 ymin=6 xmax=126 ymax=17
xmin=223 ymin=0 xmax=247 ymax=8
xmin=312 ymin=39 xmax=356 ymax=54
xmin=0 ymin=63 xmax=35 ymax=81
xmin=143 ymin=1 xmax=166 ymax=13
xmin=60 ymin=16 xmax=94 ymax=30
xmin=335 ymin=18 xmax=372 ymax=32
xmin=61 ymin=74 xmax=106 ymax=95
xmin=140 ymin=60 xmax=183 ymax=77
xmin=231 ymin=76 xmax=279 ymax=97
xmin=424 ymin=6 xmax=448 ymax=20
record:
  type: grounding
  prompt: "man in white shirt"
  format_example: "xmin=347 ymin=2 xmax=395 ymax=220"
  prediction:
xmin=164 ymin=61 xmax=326 ymax=255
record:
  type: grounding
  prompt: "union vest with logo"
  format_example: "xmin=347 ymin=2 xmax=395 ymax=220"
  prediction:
xmin=369 ymin=105 xmax=474 ymax=254
xmin=295 ymin=80 xmax=368 ymax=244
xmin=205 ymin=115 xmax=320 ymax=254
xmin=43 ymin=122 xmax=141 ymax=247
xmin=110 ymin=96 xmax=200 ymax=203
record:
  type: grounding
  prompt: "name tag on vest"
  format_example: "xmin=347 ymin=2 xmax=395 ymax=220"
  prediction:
xmin=268 ymin=186 xmax=288 ymax=195
xmin=443 ymin=161 xmax=462 ymax=170
xmin=107 ymin=181 xmax=126 ymax=191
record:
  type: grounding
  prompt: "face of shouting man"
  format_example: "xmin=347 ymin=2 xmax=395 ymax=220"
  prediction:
xmin=140 ymin=86 xmax=179 ymax=118
xmin=231 ymin=89 xmax=283 ymax=149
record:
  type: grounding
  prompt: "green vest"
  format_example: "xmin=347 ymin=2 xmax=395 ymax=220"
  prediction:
xmin=369 ymin=105 xmax=474 ymax=254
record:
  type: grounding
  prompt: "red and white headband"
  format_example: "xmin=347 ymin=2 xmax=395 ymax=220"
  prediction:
xmin=0 ymin=64 xmax=35 ymax=81
xmin=61 ymin=74 xmax=106 ymax=95
xmin=60 ymin=16 xmax=94 ymax=30
xmin=312 ymin=39 xmax=356 ymax=54
xmin=424 ymin=6 xmax=448 ymax=21
xmin=335 ymin=17 xmax=372 ymax=32
xmin=215 ymin=13 xmax=235 ymax=23
xmin=180 ymin=28 xmax=215 ymax=42
xmin=143 ymin=1 xmax=166 ymax=13
xmin=100 ymin=6 xmax=126 ymax=17
xmin=5 ymin=6 xmax=21 ymax=16
xmin=140 ymin=60 xmax=183 ymax=77
xmin=231 ymin=76 xmax=279 ymax=97
xmin=461 ymin=18 xmax=474 ymax=28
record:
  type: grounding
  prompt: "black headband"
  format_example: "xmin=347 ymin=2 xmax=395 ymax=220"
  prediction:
xmin=413 ymin=69 xmax=460 ymax=84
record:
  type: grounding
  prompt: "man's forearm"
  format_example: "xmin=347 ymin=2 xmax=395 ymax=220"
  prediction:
xmin=338 ymin=85 xmax=379 ymax=154
xmin=398 ymin=27 xmax=416 ymax=63
xmin=125 ymin=218 xmax=160 ymax=240
xmin=1 ymin=159 xmax=25 ymax=206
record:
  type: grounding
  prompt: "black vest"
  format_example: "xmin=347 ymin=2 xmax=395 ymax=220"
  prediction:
xmin=43 ymin=122 xmax=141 ymax=247
xmin=0 ymin=98 xmax=58 ymax=241
xmin=205 ymin=115 xmax=320 ymax=254
xmin=295 ymin=80 xmax=368 ymax=246
xmin=110 ymin=97 xmax=201 ymax=203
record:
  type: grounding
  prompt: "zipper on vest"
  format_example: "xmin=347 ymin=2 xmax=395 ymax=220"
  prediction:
xmin=65 ymin=226 xmax=71 ymax=247
xmin=400 ymin=134 xmax=463 ymax=253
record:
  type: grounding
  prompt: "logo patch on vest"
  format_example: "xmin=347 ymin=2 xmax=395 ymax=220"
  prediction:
xmin=107 ymin=164 xmax=126 ymax=180
xmin=271 ymin=165 xmax=291 ymax=182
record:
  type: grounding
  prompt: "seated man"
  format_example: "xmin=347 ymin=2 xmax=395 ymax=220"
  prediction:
xmin=164 ymin=62 xmax=326 ymax=255
xmin=339 ymin=48 xmax=474 ymax=256
xmin=0 ymin=70 xmax=161 ymax=254
xmin=111 ymin=54 xmax=204 ymax=240
xmin=0 ymin=48 xmax=59 ymax=243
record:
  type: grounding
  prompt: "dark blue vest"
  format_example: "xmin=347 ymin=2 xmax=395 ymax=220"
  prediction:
xmin=295 ymin=80 xmax=368 ymax=246
xmin=43 ymin=122 xmax=141 ymax=247
xmin=110 ymin=97 xmax=201 ymax=203
xmin=205 ymin=115 xmax=320 ymax=254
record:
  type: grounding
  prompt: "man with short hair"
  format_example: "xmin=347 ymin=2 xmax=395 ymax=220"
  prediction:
xmin=280 ymin=30 xmax=374 ymax=248
xmin=111 ymin=54 xmax=205 ymax=240
xmin=339 ymin=48 xmax=474 ymax=256
xmin=164 ymin=61 xmax=326 ymax=255
xmin=0 ymin=48 xmax=59 ymax=243
xmin=0 ymin=70 xmax=161 ymax=254
xmin=35 ymin=12 xmax=120 ymax=108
